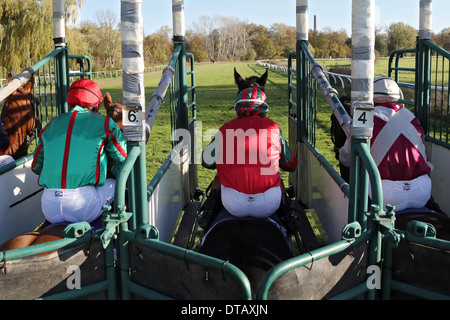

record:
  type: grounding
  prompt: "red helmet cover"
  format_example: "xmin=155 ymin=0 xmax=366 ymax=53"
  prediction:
xmin=67 ymin=79 xmax=103 ymax=107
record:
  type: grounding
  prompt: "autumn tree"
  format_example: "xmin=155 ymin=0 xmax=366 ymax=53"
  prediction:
xmin=375 ymin=26 xmax=389 ymax=57
xmin=0 ymin=0 xmax=85 ymax=76
xmin=387 ymin=22 xmax=417 ymax=53
xmin=309 ymin=27 xmax=350 ymax=59
xmin=144 ymin=33 xmax=172 ymax=65
xmin=268 ymin=23 xmax=296 ymax=58
xmin=78 ymin=9 xmax=121 ymax=70
xmin=251 ymin=25 xmax=276 ymax=59
xmin=187 ymin=34 xmax=208 ymax=62
xmin=433 ymin=28 xmax=450 ymax=51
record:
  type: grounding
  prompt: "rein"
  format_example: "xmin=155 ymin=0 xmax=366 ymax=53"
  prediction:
xmin=14 ymin=88 xmax=39 ymax=146
xmin=112 ymin=105 xmax=123 ymax=112
xmin=16 ymin=88 xmax=37 ymax=107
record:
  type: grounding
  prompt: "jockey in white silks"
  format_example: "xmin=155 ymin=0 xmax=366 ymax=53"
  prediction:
xmin=339 ymin=77 xmax=433 ymax=212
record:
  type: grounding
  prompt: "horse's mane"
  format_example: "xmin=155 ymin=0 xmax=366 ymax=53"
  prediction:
xmin=1 ymin=74 xmax=40 ymax=159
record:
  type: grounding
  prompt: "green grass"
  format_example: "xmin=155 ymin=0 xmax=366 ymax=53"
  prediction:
xmin=96 ymin=62 xmax=295 ymax=191
xmin=26 ymin=57 xmax=406 ymax=192
xmin=95 ymin=57 xmax=426 ymax=193
xmin=195 ymin=62 xmax=292 ymax=190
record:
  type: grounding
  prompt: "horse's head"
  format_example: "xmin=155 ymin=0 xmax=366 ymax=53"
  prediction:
xmin=1 ymin=73 xmax=40 ymax=158
xmin=330 ymin=96 xmax=351 ymax=150
xmin=234 ymin=67 xmax=268 ymax=93
xmin=5 ymin=73 xmax=39 ymax=105
xmin=103 ymin=92 xmax=123 ymax=131
xmin=330 ymin=96 xmax=352 ymax=182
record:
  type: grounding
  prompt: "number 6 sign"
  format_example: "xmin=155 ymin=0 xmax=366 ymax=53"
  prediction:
xmin=123 ymin=107 xmax=142 ymax=126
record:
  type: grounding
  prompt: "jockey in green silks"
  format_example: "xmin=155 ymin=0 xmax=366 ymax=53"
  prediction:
xmin=32 ymin=79 xmax=127 ymax=225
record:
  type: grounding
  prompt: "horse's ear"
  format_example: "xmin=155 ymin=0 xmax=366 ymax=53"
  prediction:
xmin=257 ymin=68 xmax=268 ymax=88
xmin=234 ymin=67 xmax=245 ymax=91
xmin=23 ymin=75 xmax=35 ymax=94
xmin=103 ymin=92 xmax=113 ymax=109
xmin=6 ymin=73 xmax=12 ymax=84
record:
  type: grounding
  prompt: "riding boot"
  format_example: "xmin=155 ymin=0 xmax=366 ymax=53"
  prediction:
xmin=277 ymin=193 xmax=303 ymax=235
xmin=198 ymin=176 xmax=222 ymax=230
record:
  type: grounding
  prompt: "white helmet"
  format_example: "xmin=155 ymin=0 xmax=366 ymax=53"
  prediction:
xmin=373 ymin=77 xmax=404 ymax=104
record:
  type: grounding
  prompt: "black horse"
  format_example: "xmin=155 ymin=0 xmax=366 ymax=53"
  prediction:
xmin=198 ymin=68 xmax=294 ymax=293
xmin=330 ymin=96 xmax=450 ymax=240
xmin=234 ymin=67 xmax=268 ymax=93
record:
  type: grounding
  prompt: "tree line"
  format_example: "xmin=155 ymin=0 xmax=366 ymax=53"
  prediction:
xmin=2 ymin=1 xmax=450 ymax=77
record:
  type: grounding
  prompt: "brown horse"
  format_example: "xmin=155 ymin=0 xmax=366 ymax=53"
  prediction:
xmin=199 ymin=68 xmax=295 ymax=293
xmin=1 ymin=73 xmax=41 ymax=159
xmin=0 ymin=224 xmax=66 ymax=256
xmin=103 ymin=92 xmax=123 ymax=131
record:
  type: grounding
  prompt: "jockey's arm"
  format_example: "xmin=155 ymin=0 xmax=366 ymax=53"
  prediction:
xmin=278 ymin=129 xmax=297 ymax=172
xmin=31 ymin=139 xmax=44 ymax=175
xmin=201 ymin=131 xmax=219 ymax=170
xmin=105 ymin=118 xmax=127 ymax=177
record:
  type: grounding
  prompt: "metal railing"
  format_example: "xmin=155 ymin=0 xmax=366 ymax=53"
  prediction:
xmin=0 ymin=48 xmax=92 ymax=139
xmin=389 ymin=40 xmax=450 ymax=149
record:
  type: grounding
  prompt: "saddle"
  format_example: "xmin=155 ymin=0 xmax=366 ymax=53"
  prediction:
xmin=197 ymin=180 xmax=303 ymax=235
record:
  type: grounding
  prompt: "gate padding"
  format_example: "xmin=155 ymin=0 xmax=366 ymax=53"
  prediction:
xmin=0 ymin=240 xmax=107 ymax=300
xmin=124 ymin=231 xmax=252 ymax=300
xmin=260 ymin=241 xmax=368 ymax=300
xmin=391 ymin=240 xmax=450 ymax=299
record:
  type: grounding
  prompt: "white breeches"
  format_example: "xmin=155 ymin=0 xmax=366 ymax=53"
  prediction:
xmin=41 ymin=178 xmax=116 ymax=224
xmin=221 ymin=184 xmax=282 ymax=218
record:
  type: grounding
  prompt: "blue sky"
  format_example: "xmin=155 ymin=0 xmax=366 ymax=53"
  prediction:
xmin=78 ymin=0 xmax=449 ymax=36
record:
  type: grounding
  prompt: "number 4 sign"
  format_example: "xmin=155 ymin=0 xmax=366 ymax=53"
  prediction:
xmin=353 ymin=108 xmax=374 ymax=128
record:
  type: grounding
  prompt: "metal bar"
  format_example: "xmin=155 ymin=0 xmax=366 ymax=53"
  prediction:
xmin=328 ymin=282 xmax=369 ymax=300
xmin=391 ymin=279 xmax=450 ymax=300
xmin=0 ymin=232 xmax=92 ymax=262
xmin=256 ymin=231 xmax=371 ymax=300
xmin=144 ymin=46 xmax=182 ymax=142
xmin=146 ymin=141 xmax=184 ymax=198
xmin=300 ymin=42 xmax=352 ymax=140
xmin=38 ymin=280 xmax=109 ymax=300
xmin=122 ymin=229 xmax=253 ymax=300
xmin=0 ymin=154 xmax=33 ymax=175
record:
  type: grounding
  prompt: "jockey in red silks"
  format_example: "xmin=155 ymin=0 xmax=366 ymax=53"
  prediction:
xmin=202 ymin=87 xmax=297 ymax=218
xmin=339 ymin=77 xmax=433 ymax=212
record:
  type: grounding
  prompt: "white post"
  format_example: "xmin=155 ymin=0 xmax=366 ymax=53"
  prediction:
xmin=172 ymin=0 xmax=185 ymax=42
xmin=121 ymin=0 xmax=145 ymax=141
xmin=296 ymin=0 xmax=308 ymax=41
xmin=351 ymin=0 xmax=375 ymax=139
xmin=419 ymin=0 xmax=432 ymax=39
xmin=52 ymin=0 xmax=65 ymax=46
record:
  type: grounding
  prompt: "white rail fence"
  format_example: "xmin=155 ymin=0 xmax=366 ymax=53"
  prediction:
xmin=0 ymin=65 xmax=166 ymax=88
xmin=257 ymin=60 xmax=352 ymax=89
